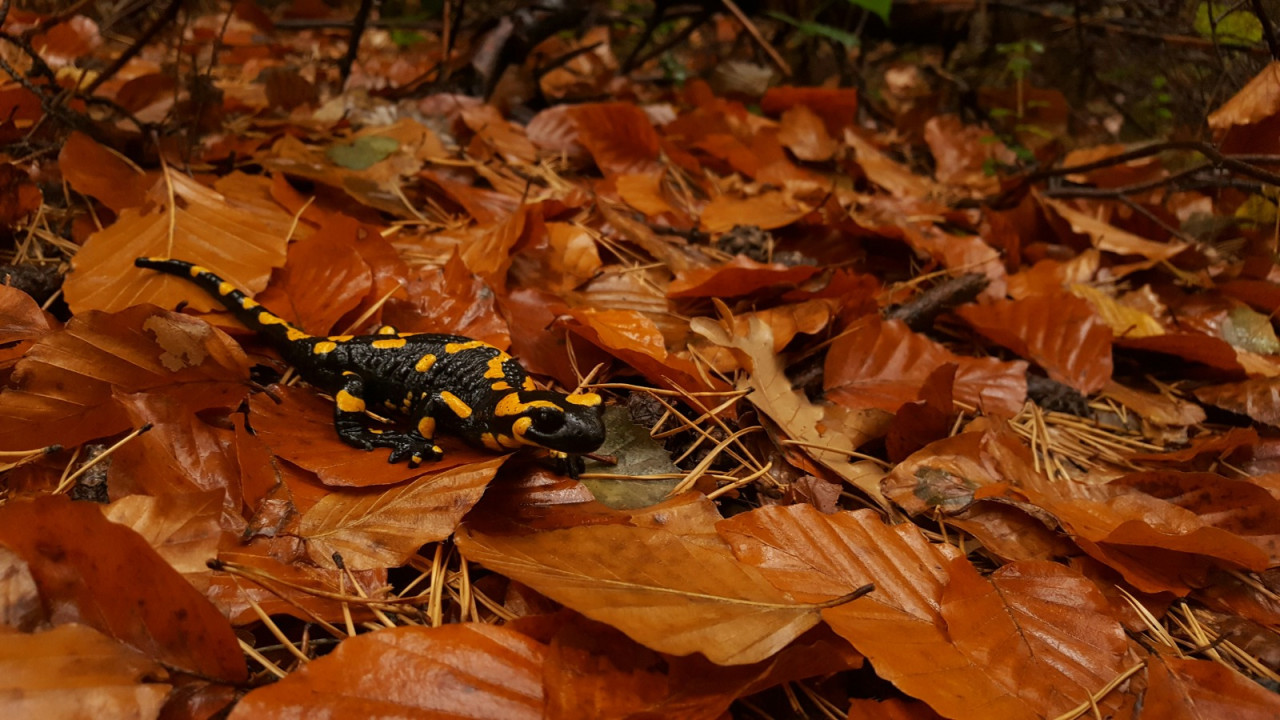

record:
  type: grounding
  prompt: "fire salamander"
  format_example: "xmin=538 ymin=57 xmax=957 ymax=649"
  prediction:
xmin=135 ymin=258 xmax=606 ymax=474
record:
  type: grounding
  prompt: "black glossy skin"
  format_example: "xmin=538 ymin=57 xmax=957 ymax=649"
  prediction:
xmin=135 ymin=258 xmax=606 ymax=471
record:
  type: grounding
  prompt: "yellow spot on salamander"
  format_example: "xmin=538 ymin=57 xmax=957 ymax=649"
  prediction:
xmin=566 ymin=392 xmax=602 ymax=407
xmin=371 ymin=338 xmax=406 ymax=349
xmin=336 ymin=390 xmax=365 ymax=413
xmin=189 ymin=265 xmax=209 ymax=277
xmin=329 ymin=335 xmax=353 ymax=342
xmin=439 ymin=391 xmax=472 ymax=419
xmin=414 ymin=354 xmax=436 ymax=373
xmin=218 ymin=281 xmax=235 ymax=295
xmin=495 ymin=393 xmax=562 ymax=417
xmin=286 ymin=328 xmax=308 ymax=342
xmin=483 ymin=353 xmax=515 ymax=379
xmin=313 ymin=341 xmax=337 ymax=354
xmin=491 ymin=381 xmax=511 ymax=391
xmin=384 ymin=400 xmax=397 ymax=410
xmin=241 ymin=298 xmax=259 ymax=309
xmin=480 ymin=433 xmax=503 ymax=451
xmin=417 ymin=416 xmax=436 ymax=438
xmin=511 ymin=417 xmax=532 ymax=439
xmin=377 ymin=325 xmax=398 ymax=335
xmin=445 ymin=340 xmax=488 ymax=354
xmin=523 ymin=378 xmax=537 ymax=391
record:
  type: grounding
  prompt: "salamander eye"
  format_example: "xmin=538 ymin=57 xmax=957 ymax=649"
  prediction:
xmin=530 ymin=408 xmax=565 ymax=432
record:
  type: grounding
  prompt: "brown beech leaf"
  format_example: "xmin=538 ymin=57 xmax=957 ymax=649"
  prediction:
xmin=207 ymin=544 xmax=387 ymax=625
xmin=298 ymin=455 xmax=504 ymax=569
xmin=1194 ymin=377 xmax=1280 ymax=427
xmin=824 ymin=316 xmax=1027 ymax=417
xmin=698 ymin=191 xmax=813 ymax=233
xmin=0 ymin=284 xmax=52 ymax=343
xmin=1208 ymin=61 xmax=1280 ymax=131
xmin=668 ymin=255 xmax=818 ymax=299
xmin=956 ymin=292 xmax=1113 ymax=394
xmin=227 ymin=624 xmax=546 ymax=720
xmin=845 ymin=130 xmax=940 ymax=198
xmin=567 ymin=102 xmax=662 ymax=176
xmin=58 ymin=131 xmax=151 ymax=213
xmin=719 ymin=505 xmax=1128 ymax=720
xmin=0 ymin=305 xmax=250 ymax=451
xmin=384 ymin=252 xmax=512 ymax=346
xmin=541 ymin=615 xmax=861 ymax=720
xmin=249 ymin=385 xmax=499 ymax=487
xmin=923 ymin=115 xmax=1010 ymax=194
xmin=691 ymin=316 xmax=888 ymax=502
xmin=253 ymin=215 xmax=373 ymax=336
xmin=102 ymin=490 xmax=225 ymax=582
xmin=938 ymin=558 xmax=1129 ymax=715
xmin=777 ymin=104 xmax=838 ymax=161
xmin=456 ymin=520 xmax=826 ymax=666
xmin=1039 ymin=195 xmax=1187 ymax=264
xmin=1117 ymin=332 xmax=1245 ymax=374
xmin=65 ymin=169 xmax=291 ymax=314
xmin=106 ymin=392 xmax=241 ymax=508
xmin=0 ymin=496 xmax=246 ymax=682
xmin=1029 ymin=471 xmax=1274 ymax=594
xmin=762 ymin=86 xmax=859 ymax=137
xmin=570 ymin=307 xmax=720 ymax=393
xmin=1144 ymin=654 xmax=1280 ymax=719
xmin=0 ymin=624 xmax=170 ymax=720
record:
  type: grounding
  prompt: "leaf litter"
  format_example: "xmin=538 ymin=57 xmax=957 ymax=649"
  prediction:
xmin=2 ymin=3 xmax=1280 ymax=719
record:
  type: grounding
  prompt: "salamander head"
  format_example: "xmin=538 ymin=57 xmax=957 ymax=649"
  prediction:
xmin=496 ymin=390 xmax=606 ymax=454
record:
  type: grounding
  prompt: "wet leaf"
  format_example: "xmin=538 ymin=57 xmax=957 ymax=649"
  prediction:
xmin=228 ymin=625 xmax=545 ymax=719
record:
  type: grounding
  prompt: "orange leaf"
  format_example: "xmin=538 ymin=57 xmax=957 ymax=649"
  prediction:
xmin=456 ymin=520 xmax=826 ymax=666
xmin=938 ymin=558 xmax=1129 ymax=715
xmin=0 ymin=496 xmax=246 ymax=682
xmin=385 ymin=252 xmax=511 ymax=346
xmin=668 ymin=255 xmax=818 ymax=299
xmin=102 ymin=490 xmax=225 ymax=582
xmin=58 ymin=131 xmax=150 ymax=212
xmin=1039 ymin=194 xmax=1187 ymax=264
xmin=1144 ymin=654 xmax=1280 ymax=719
xmin=107 ymin=392 xmax=240 ymax=501
xmin=297 ymin=455 xmax=504 ymax=570
xmin=0 ymin=624 xmax=170 ymax=719
xmin=65 ymin=170 xmax=291 ymax=314
xmin=1029 ymin=471 xmax=1273 ymax=594
xmin=824 ymin=316 xmax=1028 ymax=417
xmin=0 ymin=305 xmax=249 ymax=451
xmin=1208 ymin=61 xmax=1280 ymax=131
xmin=777 ymin=104 xmax=838 ymax=162
xmin=761 ymin=86 xmax=858 ymax=137
xmin=253 ymin=216 xmax=373 ymax=335
xmin=615 ymin=172 xmax=678 ymax=218
xmin=207 ymin=544 xmax=387 ymax=625
xmin=1117 ymin=332 xmax=1244 ymax=374
xmin=699 ymin=191 xmax=812 ymax=233
xmin=956 ymin=292 xmax=1113 ymax=393
xmin=719 ymin=505 xmax=1128 ymax=720
xmin=568 ymin=102 xmax=662 ymax=176
xmin=1194 ymin=377 xmax=1280 ymax=427
xmin=228 ymin=625 xmax=545 ymax=719
xmin=691 ymin=316 xmax=888 ymax=501
xmin=0 ymin=284 xmax=53 ymax=343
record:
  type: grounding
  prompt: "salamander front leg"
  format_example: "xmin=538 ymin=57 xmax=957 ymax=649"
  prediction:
xmin=333 ymin=372 xmax=443 ymax=467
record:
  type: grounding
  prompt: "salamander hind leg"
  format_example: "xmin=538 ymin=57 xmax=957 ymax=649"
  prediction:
xmin=333 ymin=372 xmax=443 ymax=467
